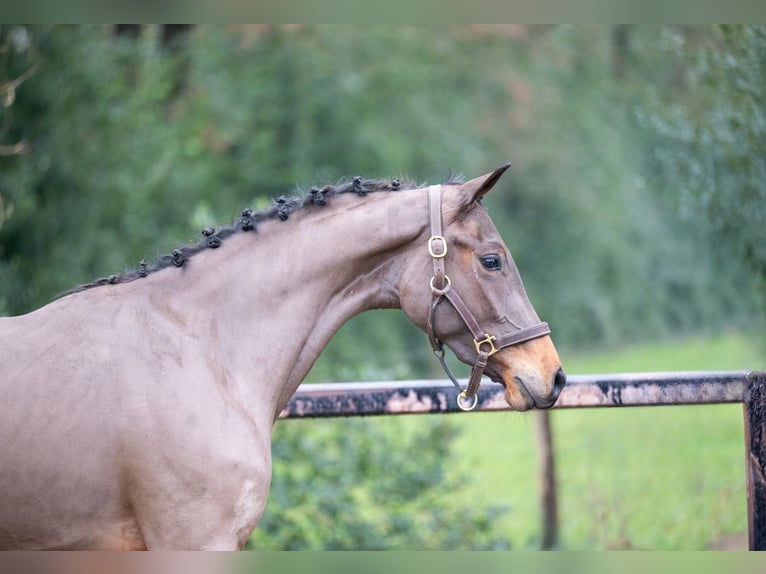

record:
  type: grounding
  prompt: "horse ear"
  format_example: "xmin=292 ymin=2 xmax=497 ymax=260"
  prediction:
xmin=459 ymin=162 xmax=512 ymax=208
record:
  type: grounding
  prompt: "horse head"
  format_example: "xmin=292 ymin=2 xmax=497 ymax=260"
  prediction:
xmin=400 ymin=164 xmax=566 ymax=411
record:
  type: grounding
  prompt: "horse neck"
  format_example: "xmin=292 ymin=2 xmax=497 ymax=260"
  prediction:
xmin=154 ymin=188 xmax=429 ymax=421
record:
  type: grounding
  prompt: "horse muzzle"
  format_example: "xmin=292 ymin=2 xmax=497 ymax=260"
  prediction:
xmin=495 ymin=364 xmax=567 ymax=412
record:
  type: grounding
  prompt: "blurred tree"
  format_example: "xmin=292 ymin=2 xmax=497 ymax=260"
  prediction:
xmin=1 ymin=25 xmax=761 ymax=348
xmin=641 ymin=25 xmax=766 ymax=284
xmin=611 ymin=25 xmax=631 ymax=80
xmin=474 ymin=25 xmax=761 ymax=347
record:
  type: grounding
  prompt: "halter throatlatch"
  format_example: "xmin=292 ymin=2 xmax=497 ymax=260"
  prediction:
xmin=425 ymin=185 xmax=552 ymax=411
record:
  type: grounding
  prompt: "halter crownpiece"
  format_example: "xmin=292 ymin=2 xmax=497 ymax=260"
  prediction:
xmin=425 ymin=184 xmax=551 ymax=411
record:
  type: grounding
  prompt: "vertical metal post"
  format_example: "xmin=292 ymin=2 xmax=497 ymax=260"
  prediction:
xmin=744 ymin=371 xmax=766 ymax=551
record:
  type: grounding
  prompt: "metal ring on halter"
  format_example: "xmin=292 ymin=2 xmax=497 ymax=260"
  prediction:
xmin=429 ymin=275 xmax=451 ymax=294
xmin=457 ymin=390 xmax=478 ymax=411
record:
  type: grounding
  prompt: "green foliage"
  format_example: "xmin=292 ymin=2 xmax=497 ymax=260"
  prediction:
xmin=248 ymin=417 xmax=510 ymax=550
xmin=1 ymin=25 xmax=762 ymax=347
xmin=474 ymin=26 xmax=761 ymax=348
xmin=1 ymin=26 xmax=193 ymax=309
xmin=639 ymin=25 xmax=766 ymax=283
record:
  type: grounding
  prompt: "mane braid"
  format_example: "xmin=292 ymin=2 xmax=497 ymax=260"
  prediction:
xmin=62 ymin=174 xmax=435 ymax=297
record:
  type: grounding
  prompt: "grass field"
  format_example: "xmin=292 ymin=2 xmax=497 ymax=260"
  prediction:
xmin=448 ymin=330 xmax=766 ymax=550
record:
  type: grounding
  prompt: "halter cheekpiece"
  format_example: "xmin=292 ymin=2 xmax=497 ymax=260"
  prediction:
xmin=425 ymin=184 xmax=552 ymax=411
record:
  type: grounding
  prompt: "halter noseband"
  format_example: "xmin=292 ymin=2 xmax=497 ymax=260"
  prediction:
xmin=425 ymin=185 xmax=551 ymax=411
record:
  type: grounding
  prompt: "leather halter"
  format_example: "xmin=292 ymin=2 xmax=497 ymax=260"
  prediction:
xmin=425 ymin=185 xmax=551 ymax=411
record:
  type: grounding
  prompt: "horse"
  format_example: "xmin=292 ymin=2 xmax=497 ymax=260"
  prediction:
xmin=0 ymin=163 xmax=565 ymax=550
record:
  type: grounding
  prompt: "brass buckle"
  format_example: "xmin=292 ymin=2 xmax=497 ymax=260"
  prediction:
xmin=427 ymin=235 xmax=448 ymax=259
xmin=474 ymin=334 xmax=499 ymax=357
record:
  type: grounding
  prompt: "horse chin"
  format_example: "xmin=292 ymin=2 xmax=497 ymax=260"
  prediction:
xmin=504 ymin=378 xmax=535 ymax=412
xmin=485 ymin=365 xmax=535 ymax=412
xmin=489 ymin=370 xmax=535 ymax=411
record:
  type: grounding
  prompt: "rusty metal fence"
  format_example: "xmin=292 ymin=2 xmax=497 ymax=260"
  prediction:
xmin=279 ymin=370 xmax=766 ymax=550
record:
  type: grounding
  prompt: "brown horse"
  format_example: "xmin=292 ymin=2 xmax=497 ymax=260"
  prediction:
xmin=0 ymin=164 xmax=565 ymax=550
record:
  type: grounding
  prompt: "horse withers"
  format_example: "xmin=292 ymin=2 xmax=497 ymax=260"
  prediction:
xmin=0 ymin=164 xmax=565 ymax=549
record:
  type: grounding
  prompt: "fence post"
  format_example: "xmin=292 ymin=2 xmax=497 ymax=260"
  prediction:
xmin=535 ymin=410 xmax=558 ymax=549
xmin=744 ymin=371 xmax=766 ymax=551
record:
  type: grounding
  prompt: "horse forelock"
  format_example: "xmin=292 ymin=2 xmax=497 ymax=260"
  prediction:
xmin=62 ymin=174 xmax=463 ymax=297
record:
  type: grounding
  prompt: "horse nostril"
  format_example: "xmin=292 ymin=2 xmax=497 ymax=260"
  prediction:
xmin=552 ymin=368 xmax=567 ymax=399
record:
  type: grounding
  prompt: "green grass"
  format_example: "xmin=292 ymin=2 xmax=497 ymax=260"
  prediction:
xmin=449 ymin=330 xmax=766 ymax=550
xmin=559 ymin=330 xmax=766 ymax=374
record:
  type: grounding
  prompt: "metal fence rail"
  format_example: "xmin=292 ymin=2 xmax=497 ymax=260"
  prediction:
xmin=281 ymin=370 xmax=766 ymax=550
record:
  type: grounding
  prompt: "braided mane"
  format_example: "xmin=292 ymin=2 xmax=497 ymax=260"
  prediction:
xmin=64 ymin=175 xmax=425 ymax=295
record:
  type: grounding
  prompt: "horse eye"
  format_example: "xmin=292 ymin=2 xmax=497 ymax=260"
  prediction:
xmin=480 ymin=255 xmax=503 ymax=271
